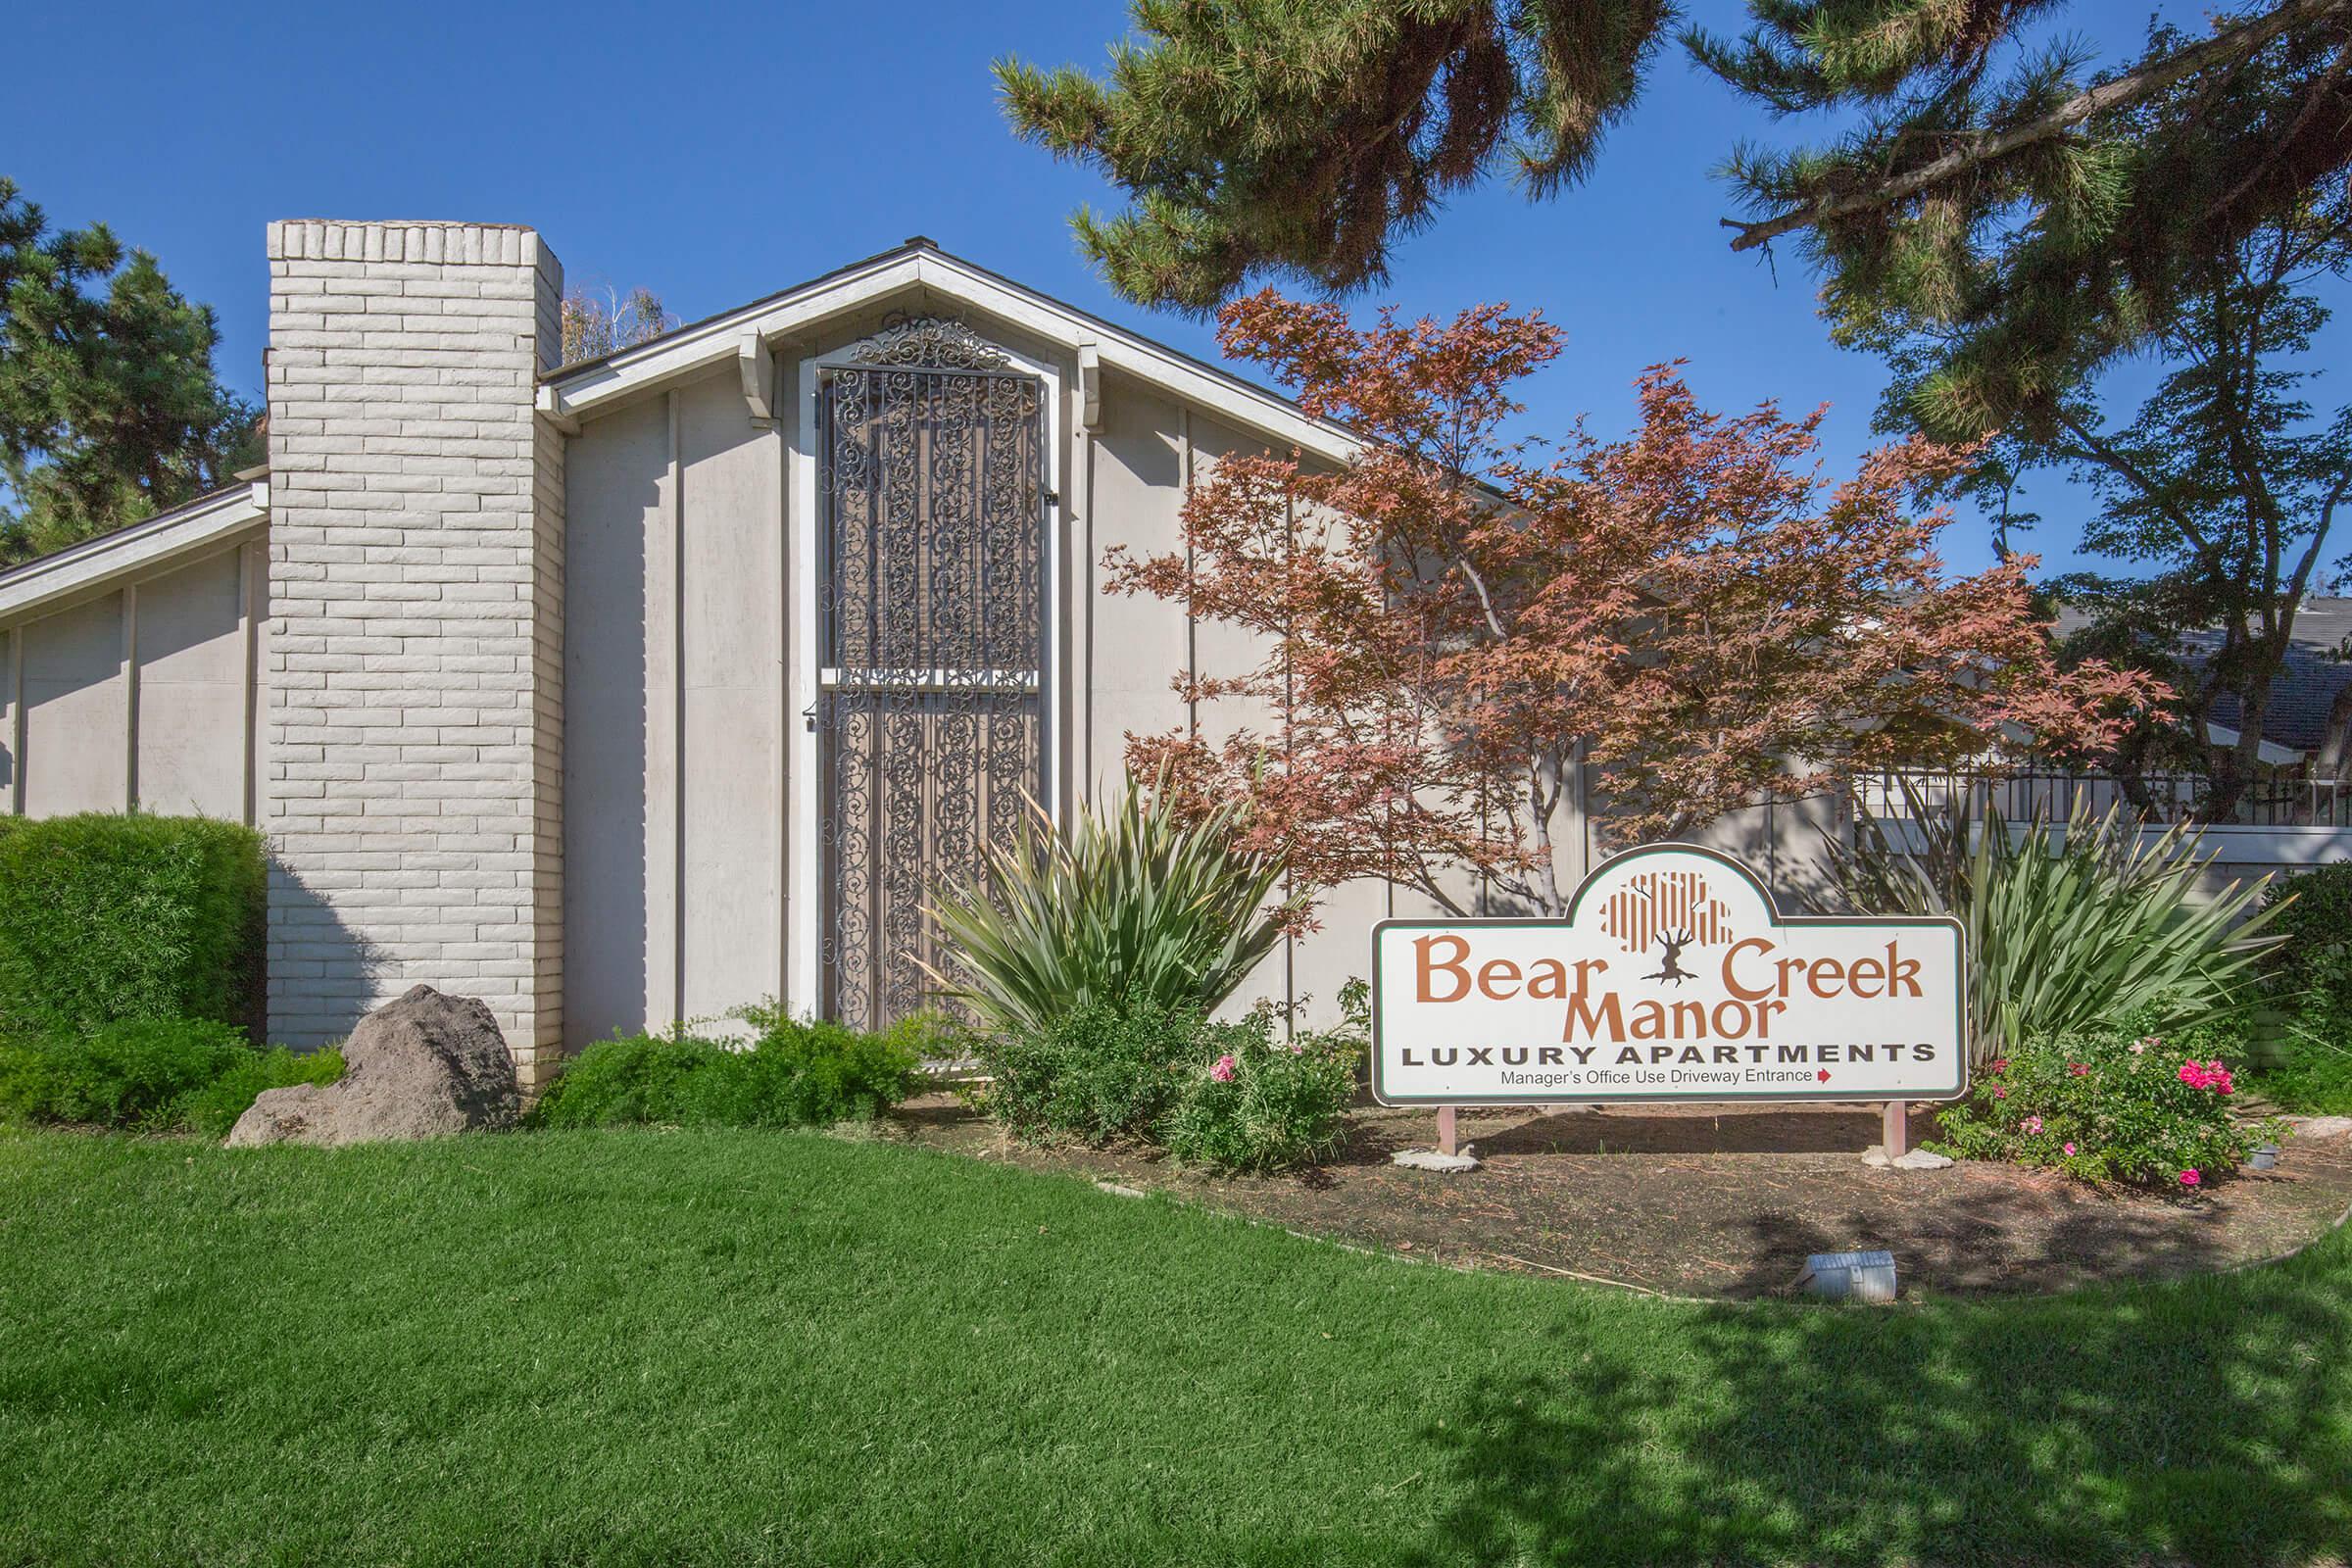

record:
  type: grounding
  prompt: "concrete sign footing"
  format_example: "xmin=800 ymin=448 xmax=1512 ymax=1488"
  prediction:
xmin=1393 ymin=1148 xmax=1483 ymax=1173
xmin=1862 ymin=1144 xmax=1953 ymax=1171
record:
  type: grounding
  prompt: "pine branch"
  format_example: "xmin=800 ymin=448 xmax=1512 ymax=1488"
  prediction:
xmin=1722 ymin=0 xmax=2351 ymax=253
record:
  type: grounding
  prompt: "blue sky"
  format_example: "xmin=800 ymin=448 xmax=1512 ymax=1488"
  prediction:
xmin=7 ymin=0 xmax=2328 ymax=574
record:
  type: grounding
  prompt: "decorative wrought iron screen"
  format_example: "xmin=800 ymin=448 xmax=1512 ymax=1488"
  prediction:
xmin=818 ymin=318 xmax=1045 ymax=1029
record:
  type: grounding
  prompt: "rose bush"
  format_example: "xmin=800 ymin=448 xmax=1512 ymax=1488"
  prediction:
xmin=1932 ymin=1010 xmax=2284 ymax=1187
xmin=1162 ymin=985 xmax=1364 ymax=1175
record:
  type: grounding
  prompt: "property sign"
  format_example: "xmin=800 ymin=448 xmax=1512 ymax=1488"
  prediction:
xmin=1371 ymin=844 xmax=1966 ymax=1105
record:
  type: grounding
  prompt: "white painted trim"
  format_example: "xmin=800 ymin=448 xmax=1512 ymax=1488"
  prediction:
xmin=651 ymin=391 xmax=685 ymax=1028
xmin=1076 ymin=342 xmax=1102 ymax=432
xmin=548 ymin=247 xmax=1358 ymax=465
xmin=533 ymin=383 xmax=580 ymax=435
xmin=122 ymin=581 xmax=139 ymax=810
xmin=822 ymin=666 xmax=1041 ymax=693
xmin=737 ymin=332 xmax=775 ymax=422
xmin=238 ymin=540 xmax=262 ymax=827
xmin=785 ymin=328 xmax=1066 ymax=1016
xmin=0 ymin=482 xmax=268 ymax=624
xmin=788 ymin=353 xmax=820 ymax=1014
xmin=2202 ymin=718 xmax=2303 ymax=766
xmin=5 ymin=624 xmax=21 ymax=815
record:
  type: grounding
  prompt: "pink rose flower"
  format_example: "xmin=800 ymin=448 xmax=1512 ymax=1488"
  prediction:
xmin=1992 ymin=1086 xmax=2008 ymax=1100
xmin=2179 ymin=1169 xmax=2201 ymax=1187
xmin=2062 ymin=1142 xmax=2078 ymax=1156
xmin=2021 ymin=1115 xmax=2043 ymax=1135
xmin=1209 ymin=1054 xmax=1238 ymax=1083
xmin=2069 ymin=1062 xmax=2089 ymax=1077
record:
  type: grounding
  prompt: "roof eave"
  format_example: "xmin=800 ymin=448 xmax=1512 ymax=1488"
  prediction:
xmin=539 ymin=243 xmax=1364 ymax=464
xmin=0 ymin=480 xmax=269 ymax=624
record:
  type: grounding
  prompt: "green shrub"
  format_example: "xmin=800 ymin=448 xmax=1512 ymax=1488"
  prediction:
xmin=968 ymin=999 xmax=1202 ymax=1145
xmin=530 ymin=1007 xmax=930 ymax=1131
xmin=1931 ymin=1009 xmax=2285 ymax=1187
xmin=971 ymin=985 xmax=1364 ymax=1170
xmin=0 ymin=812 xmax=267 ymax=1038
xmin=1163 ymin=998 xmax=1362 ymax=1174
xmin=2248 ymin=864 xmax=2352 ymax=1113
xmin=527 ymin=1033 xmax=728 ymax=1127
xmin=0 ymin=1016 xmax=248 ymax=1127
xmin=0 ymin=1018 xmax=340 ymax=1135
xmin=174 ymin=1046 xmax=346 ymax=1138
xmin=2251 ymin=995 xmax=2352 ymax=1114
xmin=925 ymin=770 xmax=1295 ymax=1037
xmin=2264 ymin=861 xmax=2352 ymax=1000
xmin=1830 ymin=788 xmax=2279 ymax=1060
xmin=693 ymin=1004 xmax=932 ymax=1128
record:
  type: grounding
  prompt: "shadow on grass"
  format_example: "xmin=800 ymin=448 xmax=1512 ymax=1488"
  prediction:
xmin=1411 ymin=1232 xmax=2352 ymax=1565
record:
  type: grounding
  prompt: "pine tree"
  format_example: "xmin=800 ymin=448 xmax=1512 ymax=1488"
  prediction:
xmin=999 ymin=0 xmax=2352 ymax=410
xmin=1857 ymin=37 xmax=2352 ymax=818
xmin=0 ymin=178 xmax=260 ymax=565
xmin=998 ymin=0 xmax=1669 ymax=313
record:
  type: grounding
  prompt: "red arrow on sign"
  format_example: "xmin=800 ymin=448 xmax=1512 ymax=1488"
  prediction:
xmin=1816 ymin=1068 xmax=1833 ymax=1083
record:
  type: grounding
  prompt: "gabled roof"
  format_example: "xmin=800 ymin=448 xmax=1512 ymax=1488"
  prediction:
xmin=2054 ymin=601 xmax=2352 ymax=759
xmin=540 ymin=238 xmax=1362 ymax=462
xmin=0 ymin=481 xmax=268 ymax=624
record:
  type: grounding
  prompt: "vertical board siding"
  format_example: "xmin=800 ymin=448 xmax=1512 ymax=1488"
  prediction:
xmin=561 ymin=368 xmax=785 ymax=1049
xmin=19 ymin=591 xmax=127 ymax=818
xmin=561 ymin=393 xmax=666 ymax=1048
xmin=132 ymin=549 xmax=249 ymax=819
xmin=0 ymin=539 xmax=258 ymax=823
xmin=677 ymin=372 xmax=785 ymax=1024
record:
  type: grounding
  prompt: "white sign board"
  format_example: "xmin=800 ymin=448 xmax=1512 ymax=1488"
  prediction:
xmin=1372 ymin=844 xmax=1966 ymax=1105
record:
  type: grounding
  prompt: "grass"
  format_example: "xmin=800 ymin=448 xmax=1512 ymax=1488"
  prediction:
xmin=1 ymin=1127 xmax=2348 ymax=1566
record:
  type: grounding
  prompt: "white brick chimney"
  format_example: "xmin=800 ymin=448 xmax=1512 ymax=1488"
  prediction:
xmin=263 ymin=220 xmax=565 ymax=1084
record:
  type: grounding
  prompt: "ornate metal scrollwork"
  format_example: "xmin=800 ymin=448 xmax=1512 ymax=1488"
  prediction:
xmin=817 ymin=321 xmax=1044 ymax=1030
xmin=837 ymin=315 xmax=1014 ymax=371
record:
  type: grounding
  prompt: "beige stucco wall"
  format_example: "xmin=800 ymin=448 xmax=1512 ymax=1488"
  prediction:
xmin=0 ymin=539 xmax=262 ymax=823
xmin=562 ymin=368 xmax=786 ymax=1050
xmin=556 ymin=309 xmax=1451 ymax=1044
xmin=1076 ymin=373 xmax=1407 ymax=1024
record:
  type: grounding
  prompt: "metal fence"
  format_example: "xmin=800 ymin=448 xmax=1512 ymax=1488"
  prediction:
xmin=1854 ymin=769 xmax=2352 ymax=828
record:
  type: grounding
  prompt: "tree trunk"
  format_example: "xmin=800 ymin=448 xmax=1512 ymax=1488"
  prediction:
xmin=2316 ymin=676 xmax=2352 ymax=779
xmin=2202 ymin=681 xmax=2274 ymax=823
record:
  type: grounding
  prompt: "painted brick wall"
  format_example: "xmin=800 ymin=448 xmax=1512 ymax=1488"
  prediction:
xmin=263 ymin=220 xmax=565 ymax=1084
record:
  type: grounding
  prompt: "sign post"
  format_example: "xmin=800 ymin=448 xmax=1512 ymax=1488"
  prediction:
xmin=1372 ymin=844 xmax=1967 ymax=1141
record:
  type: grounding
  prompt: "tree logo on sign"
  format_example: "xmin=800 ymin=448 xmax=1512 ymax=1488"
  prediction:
xmin=1599 ymin=870 xmax=1735 ymax=988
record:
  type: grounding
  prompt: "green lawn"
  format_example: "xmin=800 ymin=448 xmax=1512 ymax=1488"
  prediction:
xmin=1 ymin=1128 xmax=2347 ymax=1567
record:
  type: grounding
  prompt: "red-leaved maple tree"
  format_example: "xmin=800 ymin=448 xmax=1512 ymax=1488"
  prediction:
xmin=1107 ymin=291 xmax=2165 ymax=918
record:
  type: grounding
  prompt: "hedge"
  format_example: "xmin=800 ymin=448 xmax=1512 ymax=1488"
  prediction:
xmin=0 ymin=813 xmax=268 ymax=1039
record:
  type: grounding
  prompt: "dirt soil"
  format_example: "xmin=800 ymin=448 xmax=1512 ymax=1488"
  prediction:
xmin=891 ymin=1096 xmax=2352 ymax=1299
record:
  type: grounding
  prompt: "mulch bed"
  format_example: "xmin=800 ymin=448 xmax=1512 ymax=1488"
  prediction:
xmin=890 ymin=1096 xmax=2352 ymax=1299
